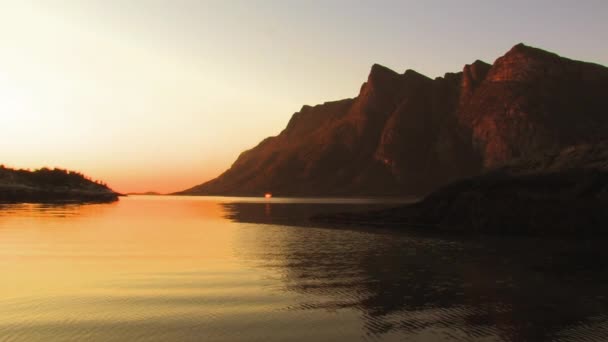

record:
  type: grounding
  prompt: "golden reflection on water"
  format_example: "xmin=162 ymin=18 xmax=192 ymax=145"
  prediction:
xmin=1 ymin=196 xmax=608 ymax=341
xmin=0 ymin=196 xmax=374 ymax=341
xmin=1 ymin=197 xmax=235 ymax=293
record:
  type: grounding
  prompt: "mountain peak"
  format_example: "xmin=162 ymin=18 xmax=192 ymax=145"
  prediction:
xmin=369 ymin=63 xmax=398 ymax=76
xmin=470 ymin=59 xmax=491 ymax=68
xmin=462 ymin=60 xmax=491 ymax=76
xmin=367 ymin=64 xmax=400 ymax=85
xmin=504 ymin=43 xmax=560 ymax=60
xmin=403 ymin=68 xmax=431 ymax=81
xmin=509 ymin=42 xmax=531 ymax=53
xmin=180 ymin=44 xmax=608 ymax=197
xmin=485 ymin=43 xmax=567 ymax=82
xmin=359 ymin=63 xmax=403 ymax=99
xmin=460 ymin=60 xmax=491 ymax=99
xmin=367 ymin=64 xmax=430 ymax=85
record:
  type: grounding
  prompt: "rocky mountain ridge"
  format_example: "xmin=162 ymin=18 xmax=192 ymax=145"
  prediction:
xmin=180 ymin=43 xmax=608 ymax=196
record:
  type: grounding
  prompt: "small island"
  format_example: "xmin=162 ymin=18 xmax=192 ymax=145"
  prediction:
xmin=0 ymin=165 xmax=120 ymax=203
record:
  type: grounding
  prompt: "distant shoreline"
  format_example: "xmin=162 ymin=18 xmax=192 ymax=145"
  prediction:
xmin=0 ymin=167 xmax=120 ymax=204
xmin=0 ymin=185 xmax=120 ymax=204
xmin=125 ymin=192 xmax=163 ymax=196
xmin=172 ymin=192 xmax=417 ymax=200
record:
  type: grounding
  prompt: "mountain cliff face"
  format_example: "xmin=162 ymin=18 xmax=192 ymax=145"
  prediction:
xmin=459 ymin=44 xmax=608 ymax=169
xmin=180 ymin=44 xmax=608 ymax=196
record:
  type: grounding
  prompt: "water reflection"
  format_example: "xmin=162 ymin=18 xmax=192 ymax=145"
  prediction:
xmin=2 ymin=197 xmax=608 ymax=341
xmin=225 ymin=201 xmax=608 ymax=341
xmin=0 ymin=201 xmax=117 ymax=219
xmin=222 ymin=200 xmax=402 ymax=228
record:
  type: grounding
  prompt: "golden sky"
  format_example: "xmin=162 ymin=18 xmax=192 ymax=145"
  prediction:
xmin=1 ymin=1 xmax=606 ymax=193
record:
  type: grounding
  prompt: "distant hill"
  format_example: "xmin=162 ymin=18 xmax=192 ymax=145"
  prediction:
xmin=178 ymin=43 xmax=608 ymax=197
xmin=126 ymin=191 xmax=163 ymax=196
xmin=0 ymin=166 xmax=119 ymax=203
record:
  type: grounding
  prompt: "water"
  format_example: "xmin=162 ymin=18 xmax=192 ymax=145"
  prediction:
xmin=1 ymin=196 xmax=608 ymax=341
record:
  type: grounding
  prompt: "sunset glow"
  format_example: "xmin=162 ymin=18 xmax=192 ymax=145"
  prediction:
xmin=2 ymin=1 xmax=608 ymax=341
xmin=1 ymin=1 xmax=606 ymax=193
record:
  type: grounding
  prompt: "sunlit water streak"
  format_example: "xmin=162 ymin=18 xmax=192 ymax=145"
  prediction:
xmin=1 ymin=196 xmax=608 ymax=341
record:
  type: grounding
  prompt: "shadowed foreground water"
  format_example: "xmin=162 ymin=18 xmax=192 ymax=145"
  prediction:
xmin=1 ymin=196 xmax=608 ymax=341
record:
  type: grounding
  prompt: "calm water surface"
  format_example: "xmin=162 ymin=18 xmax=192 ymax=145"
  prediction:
xmin=1 ymin=196 xmax=608 ymax=341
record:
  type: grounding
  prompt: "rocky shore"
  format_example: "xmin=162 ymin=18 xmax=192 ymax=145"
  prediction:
xmin=313 ymin=143 xmax=608 ymax=236
xmin=0 ymin=166 xmax=120 ymax=203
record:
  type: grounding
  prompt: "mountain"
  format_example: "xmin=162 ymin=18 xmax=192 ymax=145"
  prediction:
xmin=179 ymin=44 xmax=608 ymax=197
xmin=313 ymin=142 xmax=608 ymax=236
xmin=0 ymin=166 xmax=120 ymax=203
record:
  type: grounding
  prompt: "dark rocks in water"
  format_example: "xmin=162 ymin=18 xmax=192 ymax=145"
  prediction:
xmin=0 ymin=166 xmax=119 ymax=203
xmin=179 ymin=43 xmax=608 ymax=197
xmin=313 ymin=142 xmax=608 ymax=236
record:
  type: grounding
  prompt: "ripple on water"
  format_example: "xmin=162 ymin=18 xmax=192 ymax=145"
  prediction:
xmin=2 ymin=197 xmax=608 ymax=341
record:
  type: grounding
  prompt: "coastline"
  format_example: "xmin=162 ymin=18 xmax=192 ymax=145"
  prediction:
xmin=0 ymin=184 xmax=120 ymax=204
xmin=313 ymin=170 xmax=608 ymax=236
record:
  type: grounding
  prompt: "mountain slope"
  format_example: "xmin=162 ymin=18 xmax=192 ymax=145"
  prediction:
xmin=180 ymin=44 xmax=608 ymax=197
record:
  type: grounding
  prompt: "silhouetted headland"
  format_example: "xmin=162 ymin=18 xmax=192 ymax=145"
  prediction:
xmin=178 ymin=43 xmax=608 ymax=197
xmin=0 ymin=165 xmax=120 ymax=203
xmin=314 ymin=142 xmax=608 ymax=236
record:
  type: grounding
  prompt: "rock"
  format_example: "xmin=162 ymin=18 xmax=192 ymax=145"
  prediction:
xmin=178 ymin=43 xmax=608 ymax=197
xmin=313 ymin=142 xmax=608 ymax=236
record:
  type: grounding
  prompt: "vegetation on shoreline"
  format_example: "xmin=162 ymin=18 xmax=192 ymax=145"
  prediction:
xmin=0 ymin=165 xmax=119 ymax=203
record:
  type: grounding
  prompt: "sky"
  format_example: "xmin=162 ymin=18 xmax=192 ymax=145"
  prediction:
xmin=1 ymin=0 xmax=607 ymax=193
